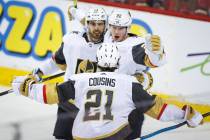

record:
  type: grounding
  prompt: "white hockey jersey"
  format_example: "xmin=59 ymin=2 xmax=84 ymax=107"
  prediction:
xmin=61 ymin=31 xmax=148 ymax=78
xmin=62 ymin=32 xmax=101 ymax=81
xmin=104 ymin=30 xmax=166 ymax=74
xmin=65 ymin=72 xmax=154 ymax=139
xmin=41 ymin=30 xmax=165 ymax=82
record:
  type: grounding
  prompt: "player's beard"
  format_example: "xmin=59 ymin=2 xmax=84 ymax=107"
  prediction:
xmin=89 ymin=30 xmax=103 ymax=43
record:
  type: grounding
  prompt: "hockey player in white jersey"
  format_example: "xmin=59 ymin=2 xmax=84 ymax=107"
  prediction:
xmin=104 ymin=9 xmax=166 ymax=90
xmin=67 ymin=7 xmax=166 ymax=90
xmin=105 ymin=9 xmax=165 ymax=68
xmin=37 ymin=7 xmax=108 ymax=139
xmin=12 ymin=43 xmax=203 ymax=140
xmin=26 ymin=7 xmax=165 ymax=140
xmin=35 ymin=7 xmax=107 ymax=82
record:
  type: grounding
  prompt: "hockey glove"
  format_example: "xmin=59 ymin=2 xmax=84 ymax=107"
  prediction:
xmin=68 ymin=6 xmax=85 ymax=22
xmin=183 ymin=105 xmax=203 ymax=128
xmin=133 ymin=71 xmax=153 ymax=90
xmin=12 ymin=75 xmax=37 ymax=96
xmin=145 ymin=34 xmax=164 ymax=55
xmin=32 ymin=68 xmax=44 ymax=82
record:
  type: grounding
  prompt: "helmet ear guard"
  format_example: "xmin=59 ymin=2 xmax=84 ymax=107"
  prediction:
xmin=96 ymin=43 xmax=120 ymax=70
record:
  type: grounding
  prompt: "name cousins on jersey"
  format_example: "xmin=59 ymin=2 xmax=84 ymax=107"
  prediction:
xmin=89 ymin=77 xmax=116 ymax=87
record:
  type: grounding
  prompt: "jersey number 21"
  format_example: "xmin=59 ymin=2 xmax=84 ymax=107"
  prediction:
xmin=83 ymin=89 xmax=114 ymax=121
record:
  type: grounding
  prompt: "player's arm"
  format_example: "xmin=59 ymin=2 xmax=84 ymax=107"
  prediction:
xmin=12 ymin=75 xmax=58 ymax=104
xmin=32 ymin=42 xmax=67 ymax=81
xmin=132 ymin=82 xmax=203 ymax=127
xmin=132 ymin=35 xmax=166 ymax=68
xmin=67 ymin=6 xmax=86 ymax=34
xmin=68 ymin=6 xmax=85 ymax=26
xmin=146 ymin=95 xmax=203 ymax=127
xmin=33 ymin=5 xmax=86 ymax=79
xmin=11 ymin=75 xmax=75 ymax=105
xmin=35 ymin=31 xmax=84 ymax=81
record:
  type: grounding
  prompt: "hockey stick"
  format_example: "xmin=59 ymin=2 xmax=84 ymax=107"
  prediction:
xmin=73 ymin=0 xmax=78 ymax=8
xmin=187 ymin=52 xmax=210 ymax=56
xmin=0 ymin=72 xmax=65 ymax=96
xmin=141 ymin=112 xmax=210 ymax=140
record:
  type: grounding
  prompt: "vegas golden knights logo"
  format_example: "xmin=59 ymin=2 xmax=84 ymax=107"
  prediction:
xmin=75 ymin=59 xmax=97 ymax=74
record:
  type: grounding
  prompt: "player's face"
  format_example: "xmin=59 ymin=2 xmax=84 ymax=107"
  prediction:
xmin=87 ymin=20 xmax=105 ymax=42
xmin=109 ymin=25 xmax=127 ymax=42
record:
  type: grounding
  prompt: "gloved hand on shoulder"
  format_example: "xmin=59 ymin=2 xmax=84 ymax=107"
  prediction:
xmin=133 ymin=71 xmax=153 ymax=90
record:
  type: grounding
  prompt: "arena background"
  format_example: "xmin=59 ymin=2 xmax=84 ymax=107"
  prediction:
xmin=0 ymin=0 xmax=209 ymax=139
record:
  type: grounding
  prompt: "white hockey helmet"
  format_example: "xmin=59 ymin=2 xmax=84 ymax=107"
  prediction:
xmin=97 ymin=43 xmax=120 ymax=68
xmin=86 ymin=7 xmax=107 ymax=21
xmin=108 ymin=9 xmax=132 ymax=27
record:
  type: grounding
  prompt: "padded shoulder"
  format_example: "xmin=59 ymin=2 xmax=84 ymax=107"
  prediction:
xmin=132 ymin=83 xmax=155 ymax=113
xmin=57 ymin=80 xmax=75 ymax=103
